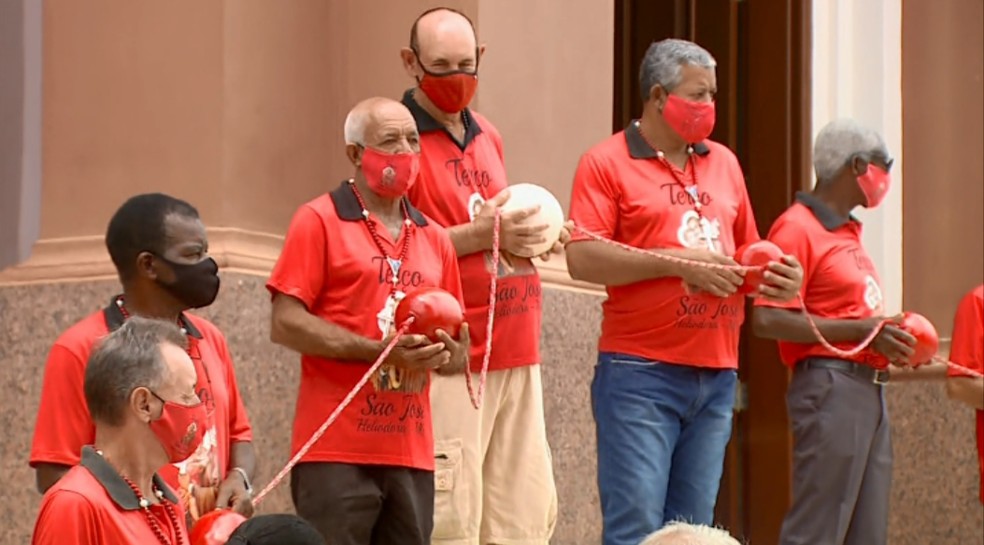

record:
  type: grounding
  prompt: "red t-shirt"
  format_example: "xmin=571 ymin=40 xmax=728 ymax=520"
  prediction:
xmin=567 ymin=122 xmax=759 ymax=369
xmin=754 ymin=193 xmax=888 ymax=369
xmin=947 ymin=284 xmax=984 ymax=503
xmin=266 ymin=183 xmax=464 ymax=471
xmin=33 ymin=447 xmax=188 ymax=545
xmin=29 ymin=301 xmax=254 ymax=521
xmin=402 ymin=90 xmax=542 ymax=372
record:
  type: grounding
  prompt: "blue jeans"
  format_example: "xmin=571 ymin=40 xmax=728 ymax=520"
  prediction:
xmin=592 ymin=352 xmax=737 ymax=545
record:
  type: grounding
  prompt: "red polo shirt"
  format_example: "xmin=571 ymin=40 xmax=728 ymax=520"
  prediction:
xmin=29 ymin=301 xmax=254 ymax=521
xmin=567 ymin=122 xmax=759 ymax=369
xmin=754 ymin=193 xmax=888 ymax=369
xmin=402 ymin=89 xmax=542 ymax=372
xmin=33 ymin=446 xmax=188 ymax=545
xmin=947 ymin=284 xmax=984 ymax=503
xmin=266 ymin=182 xmax=464 ymax=471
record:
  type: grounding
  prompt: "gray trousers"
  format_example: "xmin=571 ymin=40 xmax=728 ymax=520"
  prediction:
xmin=779 ymin=359 xmax=893 ymax=545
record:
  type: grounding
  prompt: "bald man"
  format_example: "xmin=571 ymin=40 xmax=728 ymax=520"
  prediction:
xmin=267 ymin=97 xmax=469 ymax=545
xmin=399 ymin=8 xmax=561 ymax=545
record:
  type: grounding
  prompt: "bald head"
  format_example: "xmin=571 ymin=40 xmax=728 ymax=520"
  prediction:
xmin=343 ymin=97 xmax=419 ymax=153
xmin=404 ymin=7 xmax=481 ymax=78
xmin=410 ymin=8 xmax=476 ymax=53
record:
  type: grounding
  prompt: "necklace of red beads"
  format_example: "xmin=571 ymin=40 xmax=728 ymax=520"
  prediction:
xmin=347 ymin=180 xmax=414 ymax=296
xmin=97 ymin=450 xmax=186 ymax=545
xmin=635 ymin=121 xmax=717 ymax=252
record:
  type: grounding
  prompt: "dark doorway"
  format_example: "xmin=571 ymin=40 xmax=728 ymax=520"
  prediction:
xmin=613 ymin=0 xmax=812 ymax=542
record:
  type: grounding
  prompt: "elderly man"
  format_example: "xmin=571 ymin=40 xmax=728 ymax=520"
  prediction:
xmin=946 ymin=284 xmax=984 ymax=504
xmin=30 ymin=193 xmax=255 ymax=521
xmin=752 ymin=119 xmax=918 ymax=545
xmin=399 ymin=8 xmax=561 ymax=544
xmin=267 ymin=96 xmax=469 ymax=545
xmin=639 ymin=522 xmax=740 ymax=545
xmin=33 ymin=317 xmax=200 ymax=544
xmin=566 ymin=38 xmax=803 ymax=545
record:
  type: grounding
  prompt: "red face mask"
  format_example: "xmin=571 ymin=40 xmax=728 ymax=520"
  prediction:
xmin=857 ymin=164 xmax=891 ymax=208
xmin=148 ymin=392 xmax=208 ymax=463
xmin=662 ymin=94 xmax=716 ymax=144
xmin=360 ymin=146 xmax=421 ymax=198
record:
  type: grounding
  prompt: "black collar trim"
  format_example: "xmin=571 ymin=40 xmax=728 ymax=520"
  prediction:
xmin=330 ymin=181 xmax=428 ymax=226
xmin=103 ymin=297 xmax=203 ymax=339
xmin=625 ymin=121 xmax=710 ymax=159
xmin=401 ymin=88 xmax=483 ymax=149
xmin=795 ymin=191 xmax=857 ymax=231
xmin=79 ymin=446 xmax=179 ymax=510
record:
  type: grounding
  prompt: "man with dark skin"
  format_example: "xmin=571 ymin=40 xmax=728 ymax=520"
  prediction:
xmin=31 ymin=194 xmax=256 ymax=521
xmin=753 ymin=119 xmax=917 ymax=545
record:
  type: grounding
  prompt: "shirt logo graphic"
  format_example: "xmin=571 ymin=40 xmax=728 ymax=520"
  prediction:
xmin=677 ymin=210 xmax=722 ymax=253
xmin=863 ymin=275 xmax=883 ymax=312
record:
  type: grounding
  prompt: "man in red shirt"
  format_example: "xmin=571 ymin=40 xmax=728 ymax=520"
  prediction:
xmin=267 ymin=97 xmax=469 ymax=545
xmin=947 ymin=284 xmax=984 ymax=504
xmin=398 ymin=7 xmax=567 ymax=544
xmin=566 ymin=39 xmax=802 ymax=545
xmin=30 ymin=193 xmax=256 ymax=521
xmin=753 ymin=119 xmax=918 ymax=545
xmin=398 ymin=8 xmax=563 ymax=545
xmin=33 ymin=317 xmax=201 ymax=545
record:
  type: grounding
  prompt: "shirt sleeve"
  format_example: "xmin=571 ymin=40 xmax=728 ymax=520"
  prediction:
xmin=30 ymin=343 xmax=95 ymax=467
xmin=568 ymin=152 xmax=620 ymax=242
xmin=753 ymin=216 xmax=812 ymax=310
xmin=266 ymin=204 xmax=327 ymax=310
xmin=32 ymin=490 xmax=102 ymax=545
xmin=948 ymin=289 xmax=984 ymax=377
xmin=214 ymin=330 xmax=253 ymax=443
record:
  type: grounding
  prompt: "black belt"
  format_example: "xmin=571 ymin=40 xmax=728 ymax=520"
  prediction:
xmin=797 ymin=358 xmax=890 ymax=385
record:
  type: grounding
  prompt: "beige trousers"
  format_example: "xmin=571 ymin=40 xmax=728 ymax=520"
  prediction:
xmin=430 ymin=364 xmax=558 ymax=545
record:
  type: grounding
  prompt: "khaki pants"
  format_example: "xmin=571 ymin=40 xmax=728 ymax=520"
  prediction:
xmin=430 ymin=364 xmax=558 ymax=545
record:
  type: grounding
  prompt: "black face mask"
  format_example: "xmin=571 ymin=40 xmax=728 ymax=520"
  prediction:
xmin=155 ymin=255 xmax=221 ymax=309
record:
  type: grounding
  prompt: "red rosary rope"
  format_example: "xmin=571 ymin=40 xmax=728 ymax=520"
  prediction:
xmin=251 ymin=318 xmax=415 ymax=506
xmin=572 ymin=224 xmax=983 ymax=378
xmin=462 ymin=208 xmax=501 ymax=409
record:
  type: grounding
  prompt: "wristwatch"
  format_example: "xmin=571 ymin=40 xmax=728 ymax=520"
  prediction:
xmin=231 ymin=467 xmax=253 ymax=495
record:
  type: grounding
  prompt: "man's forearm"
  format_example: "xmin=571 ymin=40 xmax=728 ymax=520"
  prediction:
xmin=947 ymin=376 xmax=984 ymax=410
xmin=753 ymin=307 xmax=873 ymax=343
xmin=448 ymin=221 xmax=489 ymax=257
xmin=565 ymin=240 xmax=683 ymax=286
xmin=271 ymin=299 xmax=382 ymax=362
xmin=228 ymin=441 xmax=256 ymax=481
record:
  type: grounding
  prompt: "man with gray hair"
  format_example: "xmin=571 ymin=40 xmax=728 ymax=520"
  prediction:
xmin=752 ymin=118 xmax=916 ymax=545
xmin=267 ymin=96 xmax=468 ymax=544
xmin=639 ymin=522 xmax=741 ymax=545
xmin=33 ymin=317 xmax=203 ymax=544
xmin=567 ymin=38 xmax=803 ymax=545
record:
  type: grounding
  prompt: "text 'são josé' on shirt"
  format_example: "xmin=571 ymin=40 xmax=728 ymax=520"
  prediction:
xmin=266 ymin=183 xmax=464 ymax=471
xmin=403 ymin=89 xmax=542 ymax=372
xmin=568 ymin=122 xmax=759 ymax=369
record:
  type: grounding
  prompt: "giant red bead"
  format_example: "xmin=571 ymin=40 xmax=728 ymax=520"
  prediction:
xmin=394 ymin=287 xmax=464 ymax=342
xmin=734 ymin=241 xmax=784 ymax=295
xmin=900 ymin=312 xmax=939 ymax=365
xmin=190 ymin=510 xmax=248 ymax=545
